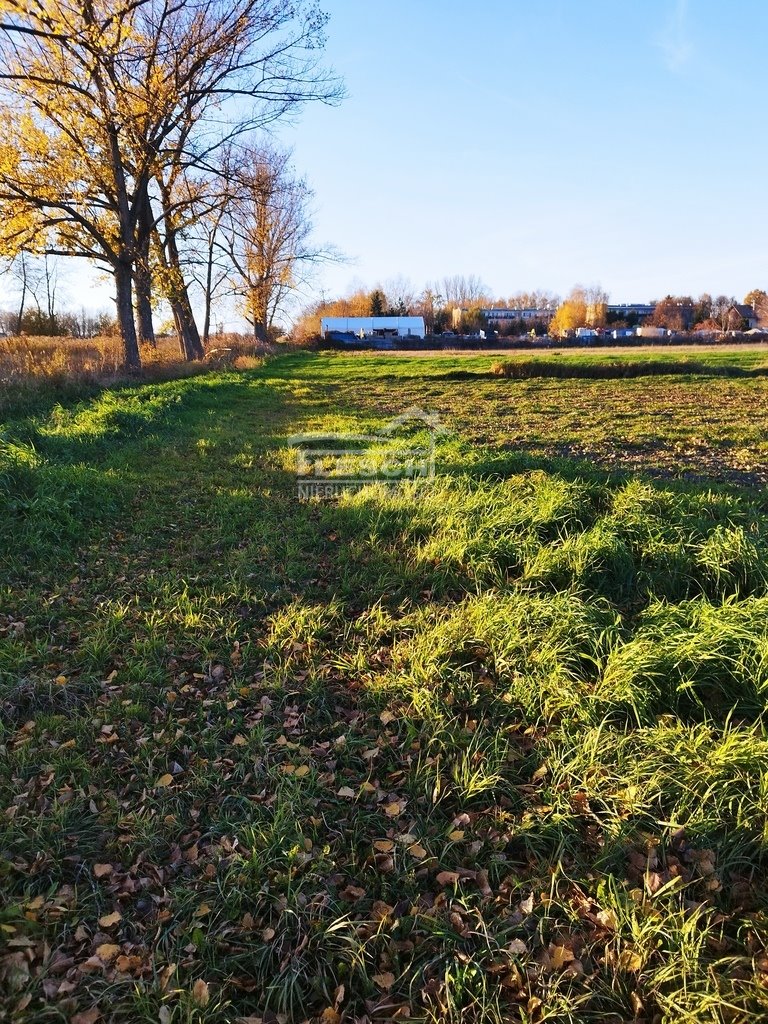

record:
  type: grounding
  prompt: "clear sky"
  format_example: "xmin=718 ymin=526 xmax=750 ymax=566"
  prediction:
xmin=283 ymin=0 xmax=768 ymax=305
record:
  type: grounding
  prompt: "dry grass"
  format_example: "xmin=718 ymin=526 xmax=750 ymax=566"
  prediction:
xmin=0 ymin=332 xmax=275 ymax=383
xmin=0 ymin=333 xmax=281 ymax=420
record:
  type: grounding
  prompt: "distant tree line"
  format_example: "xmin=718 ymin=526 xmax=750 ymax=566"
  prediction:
xmin=296 ymin=280 xmax=768 ymax=341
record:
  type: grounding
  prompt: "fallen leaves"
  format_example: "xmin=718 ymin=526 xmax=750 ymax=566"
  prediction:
xmin=155 ymin=773 xmax=174 ymax=788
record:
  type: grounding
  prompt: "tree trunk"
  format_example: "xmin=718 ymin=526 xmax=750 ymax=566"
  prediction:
xmin=134 ymin=255 xmax=155 ymax=347
xmin=165 ymin=229 xmax=204 ymax=361
xmin=135 ymin=194 xmax=155 ymax=346
xmin=202 ymin=234 xmax=215 ymax=347
xmin=253 ymin=317 xmax=268 ymax=343
xmin=114 ymin=262 xmax=141 ymax=371
xmin=15 ymin=276 xmax=27 ymax=335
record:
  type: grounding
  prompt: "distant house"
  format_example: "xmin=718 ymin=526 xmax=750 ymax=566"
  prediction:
xmin=729 ymin=304 xmax=759 ymax=330
xmin=320 ymin=316 xmax=426 ymax=341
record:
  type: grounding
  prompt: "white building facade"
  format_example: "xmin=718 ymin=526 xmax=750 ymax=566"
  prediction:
xmin=320 ymin=316 xmax=426 ymax=340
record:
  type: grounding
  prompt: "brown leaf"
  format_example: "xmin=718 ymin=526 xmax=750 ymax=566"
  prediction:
xmin=383 ymin=802 xmax=402 ymax=817
xmin=373 ymin=840 xmax=394 ymax=853
xmin=436 ymin=871 xmax=460 ymax=886
xmin=476 ymin=869 xmax=492 ymax=897
xmin=408 ymin=844 xmax=427 ymax=859
xmin=371 ymin=900 xmax=394 ymax=920
xmin=372 ymin=971 xmax=396 ymax=990
xmin=93 ymin=864 xmax=112 ymax=879
xmin=156 ymin=773 xmax=174 ymax=788
xmin=320 ymin=1010 xmax=341 ymax=1024
xmin=71 ymin=1009 xmax=101 ymax=1024
xmin=97 ymin=911 xmax=121 ymax=928
xmin=192 ymin=979 xmax=210 ymax=1006
xmin=340 ymin=885 xmax=365 ymax=900
xmin=337 ymin=786 xmax=356 ymax=798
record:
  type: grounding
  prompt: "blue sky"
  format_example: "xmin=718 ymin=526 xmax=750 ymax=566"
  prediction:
xmin=283 ymin=0 xmax=768 ymax=305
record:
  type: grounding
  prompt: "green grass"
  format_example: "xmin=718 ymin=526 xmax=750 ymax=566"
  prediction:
xmin=2 ymin=351 xmax=768 ymax=1023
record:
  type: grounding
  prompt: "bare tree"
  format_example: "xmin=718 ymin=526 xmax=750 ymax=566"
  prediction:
xmin=216 ymin=144 xmax=332 ymax=341
xmin=440 ymin=274 xmax=490 ymax=308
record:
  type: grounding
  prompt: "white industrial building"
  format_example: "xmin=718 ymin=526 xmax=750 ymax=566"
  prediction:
xmin=320 ymin=316 xmax=426 ymax=340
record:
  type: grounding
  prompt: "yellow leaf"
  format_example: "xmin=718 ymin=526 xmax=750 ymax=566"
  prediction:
xmin=156 ymin=774 xmax=174 ymax=788
xmin=596 ymin=909 xmax=618 ymax=930
xmin=320 ymin=1010 xmax=341 ymax=1024
xmin=96 ymin=943 xmax=120 ymax=963
xmin=194 ymin=903 xmax=211 ymax=918
xmin=294 ymin=765 xmax=310 ymax=778
xmin=192 ymin=979 xmax=210 ymax=1006
xmin=233 ymin=735 xmax=248 ymax=746
xmin=98 ymin=911 xmax=122 ymax=928
xmin=448 ymin=830 xmax=465 ymax=841
xmin=54 ymin=675 xmax=67 ymax=686
xmin=550 ymin=945 xmax=575 ymax=969
xmin=373 ymin=840 xmax=394 ymax=852
xmin=408 ymin=844 xmax=427 ymax=859
xmin=379 ymin=710 xmax=396 ymax=725
xmin=619 ymin=948 xmax=644 ymax=972
xmin=383 ymin=802 xmax=402 ymax=817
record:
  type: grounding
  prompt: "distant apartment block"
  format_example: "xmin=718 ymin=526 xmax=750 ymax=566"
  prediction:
xmin=481 ymin=307 xmax=556 ymax=323
xmin=606 ymin=304 xmax=656 ymax=320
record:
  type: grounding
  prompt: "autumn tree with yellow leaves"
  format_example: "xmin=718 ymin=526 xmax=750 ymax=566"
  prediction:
xmin=0 ymin=0 xmax=341 ymax=370
xmin=549 ymin=285 xmax=608 ymax=338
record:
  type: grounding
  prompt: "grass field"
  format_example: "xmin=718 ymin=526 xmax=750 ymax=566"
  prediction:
xmin=2 ymin=350 xmax=768 ymax=1023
